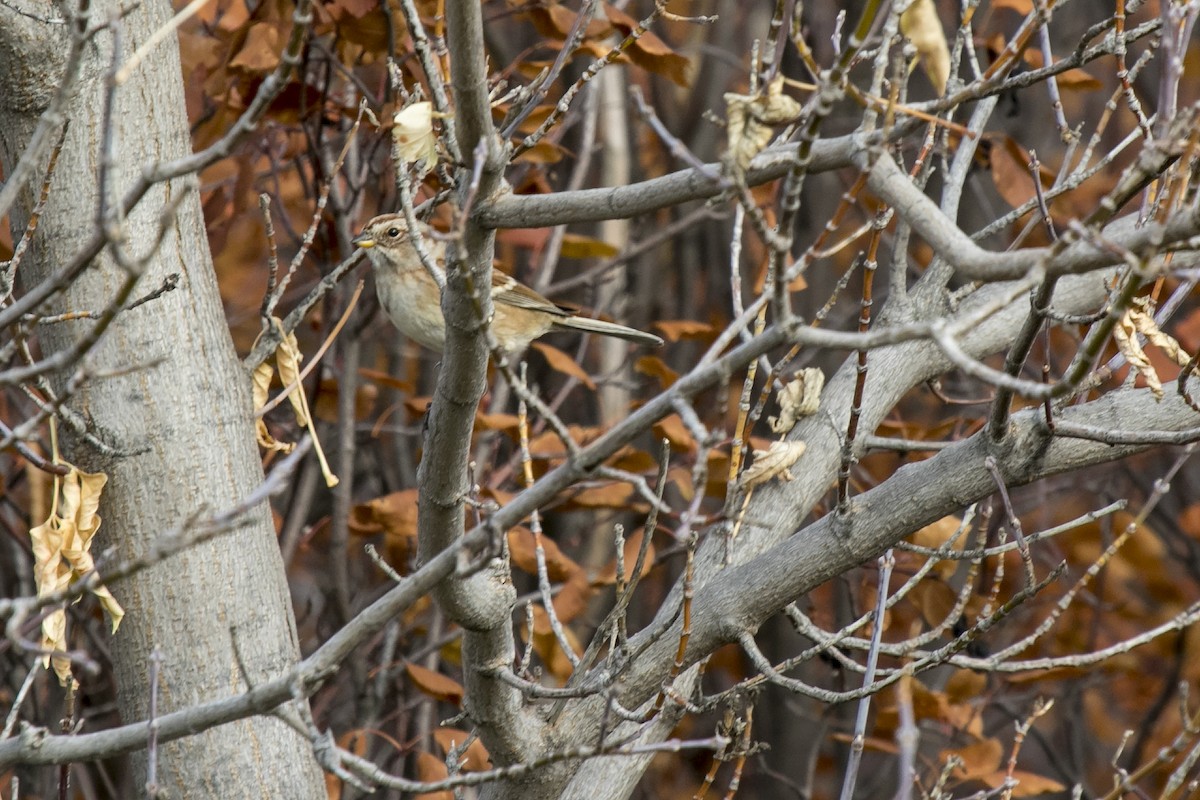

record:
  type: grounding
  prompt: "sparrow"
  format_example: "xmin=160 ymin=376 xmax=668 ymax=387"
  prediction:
xmin=353 ymin=213 xmax=664 ymax=353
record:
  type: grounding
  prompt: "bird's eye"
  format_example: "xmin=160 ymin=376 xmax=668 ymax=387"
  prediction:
xmin=386 ymin=227 xmax=401 ymax=238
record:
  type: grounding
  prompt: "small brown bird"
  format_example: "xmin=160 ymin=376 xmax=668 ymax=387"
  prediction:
xmin=353 ymin=213 xmax=663 ymax=353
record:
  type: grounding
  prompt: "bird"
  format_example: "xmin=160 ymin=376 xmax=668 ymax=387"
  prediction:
xmin=353 ymin=213 xmax=664 ymax=353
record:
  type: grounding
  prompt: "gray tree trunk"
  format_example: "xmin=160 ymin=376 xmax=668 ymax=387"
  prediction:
xmin=0 ymin=1 xmax=324 ymax=796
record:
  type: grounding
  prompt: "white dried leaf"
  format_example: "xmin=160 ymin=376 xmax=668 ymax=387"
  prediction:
xmin=1113 ymin=309 xmax=1161 ymax=399
xmin=1128 ymin=302 xmax=1191 ymax=367
xmin=769 ymin=367 xmax=825 ymax=434
xmin=724 ymin=76 xmax=802 ymax=172
xmin=740 ymin=440 xmax=807 ymax=490
xmin=393 ymin=101 xmax=437 ymax=174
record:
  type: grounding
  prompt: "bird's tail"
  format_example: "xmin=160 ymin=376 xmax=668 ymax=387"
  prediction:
xmin=552 ymin=316 xmax=663 ymax=347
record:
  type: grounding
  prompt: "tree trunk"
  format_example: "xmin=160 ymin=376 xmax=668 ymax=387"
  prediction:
xmin=0 ymin=1 xmax=324 ymax=796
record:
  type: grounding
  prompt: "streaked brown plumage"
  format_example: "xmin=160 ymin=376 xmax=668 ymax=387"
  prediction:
xmin=353 ymin=213 xmax=663 ymax=353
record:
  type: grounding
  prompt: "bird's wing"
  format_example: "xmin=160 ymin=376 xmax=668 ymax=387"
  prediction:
xmin=491 ymin=273 xmax=570 ymax=317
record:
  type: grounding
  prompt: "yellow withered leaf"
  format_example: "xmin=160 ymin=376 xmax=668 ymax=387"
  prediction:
xmin=1113 ymin=312 xmax=1158 ymax=398
xmin=251 ymin=318 xmax=339 ymax=487
xmin=901 ymin=0 xmax=951 ymax=95
xmin=1114 ymin=299 xmax=1193 ymax=401
xmin=724 ymin=75 xmax=802 ymax=172
xmin=29 ymin=464 xmax=121 ymax=685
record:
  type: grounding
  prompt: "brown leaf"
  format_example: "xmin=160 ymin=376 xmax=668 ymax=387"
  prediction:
xmin=531 ymin=342 xmax=596 ymax=389
xmin=982 ymin=133 xmax=1053 ymax=213
xmin=945 ymin=669 xmax=988 ymax=704
xmin=907 ymin=580 xmax=959 ymax=628
xmin=635 ymin=354 xmax=679 ymax=388
xmin=524 ymin=2 xmax=610 ymax=40
xmin=653 ymin=319 xmax=716 ymax=342
xmin=476 ymin=411 xmax=520 ymax=433
xmin=604 ymin=4 xmax=690 ymax=86
xmin=405 ymin=662 xmax=465 ymax=705
xmin=592 ymin=527 xmax=656 ymax=586
xmin=526 ymin=605 xmax=583 ymax=682
xmin=431 ymin=728 xmax=491 ymax=772
xmin=551 ymin=573 xmax=595 ymax=624
xmin=413 ymin=751 xmax=453 ymax=800
xmin=228 ymin=22 xmax=283 ymax=73
xmin=979 ymin=769 xmax=1066 ymax=796
xmin=1021 ymin=48 xmax=1101 ymax=89
xmin=942 ymin=738 xmax=1004 ymax=780
xmin=358 ymin=367 xmax=415 ymax=393
xmin=567 ymin=482 xmax=637 ymax=509
xmin=908 ymin=515 xmax=967 ymax=579
xmin=653 ymin=414 xmax=695 ymax=451
xmin=514 ymin=140 xmax=566 ymax=164
xmin=507 ymin=527 xmax=582 ymax=582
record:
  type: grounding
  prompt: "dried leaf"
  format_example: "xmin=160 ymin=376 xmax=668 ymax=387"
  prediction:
xmin=1129 ymin=299 xmax=1191 ymax=367
xmin=228 ymin=22 xmax=283 ymax=73
xmin=769 ymin=367 xmax=825 ymax=433
xmin=550 ymin=573 xmax=595 ymax=624
xmin=432 ymin=728 xmax=491 ymax=772
xmin=508 ymin=527 xmax=582 ymax=582
xmin=1114 ymin=308 xmax=1162 ymax=399
xmin=900 ymin=0 xmax=951 ymax=94
xmin=980 ymin=769 xmax=1067 ymax=796
xmin=592 ymin=527 xmax=656 ymax=586
xmin=531 ymin=342 xmax=596 ymax=389
xmin=250 ymin=319 xmax=339 ymax=486
xmin=653 ymin=319 xmax=716 ymax=342
xmin=635 ymin=355 xmax=679 ymax=389
xmin=724 ymin=75 xmax=802 ymax=171
xmin=908 ymin=515 xmax=966 ymax=579
xmin=653 ymin=414 xmax=695 ymax=451
xmin=604 ymin=4 xmax=691 ymax=87
xmin=405 ymin=662 xmax=465 ymax=705
xmin=523 ymin=605 xmax=583 ymax=682
xmin=740 ymin=440 xmax=807 ymax=489
xmin=942 ymin=737 xmax=1004 ymax=780
xmin=29 ymin=464 xmax=120 ymax=684
xmin=393 ymin=101 xmax=437 ymax=172
xmin=413 ymin=751 xmax=453 ymax=800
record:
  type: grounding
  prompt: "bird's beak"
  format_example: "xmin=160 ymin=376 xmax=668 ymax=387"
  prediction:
xmin=353 ymin=231 xmax=375 ymax=249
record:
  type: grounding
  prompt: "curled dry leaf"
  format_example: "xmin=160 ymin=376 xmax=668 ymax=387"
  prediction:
xmin=29 ymin=464 xmax=122 ymax=684
xmin=724 ymin=75 xmax=802 ymax=172
xmin=900 ymin=0 xmax=951 ymax=94
xmin=250 ymin=318 xmax=339 ymax=487
xmin=393 ymin=100 xmax=437 ymax=175
xmin=769 ymin=367 xmax=825 ymax=434
xmin=740 ymin=440 xmax=808 ymax=490
xmin=1114 ymin=299 xmax=1193 ymax=400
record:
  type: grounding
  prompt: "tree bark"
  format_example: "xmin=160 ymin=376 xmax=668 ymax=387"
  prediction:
xmin=0 ymin=0 xmax=324 ymax=796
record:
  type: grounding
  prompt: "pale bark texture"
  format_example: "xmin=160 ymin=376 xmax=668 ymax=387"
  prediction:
xmin=0 ymin=0 xmax=323 ymax=796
